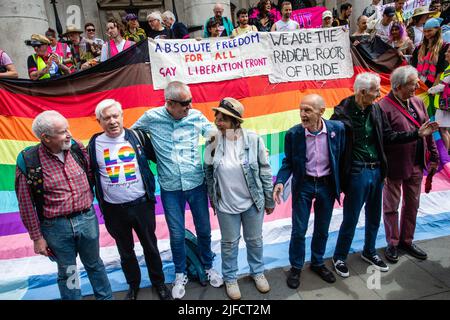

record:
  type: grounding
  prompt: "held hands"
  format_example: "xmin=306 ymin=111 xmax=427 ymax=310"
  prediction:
xmin=265 ymin=207 xmax=274 ymax=215
xmin=34 ymin=237 xmax=49 ymax=256
xmin=273 ymin=183 xmax=284 ymax=205
xmin=418 ymin=120 xmax=439 ymax=137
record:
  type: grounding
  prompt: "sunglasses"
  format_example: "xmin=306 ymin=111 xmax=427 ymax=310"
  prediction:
xmin=170 ymin=99 xmax=192 ymax=107
xmin=86 ymin=28 xmax=95 ymax=32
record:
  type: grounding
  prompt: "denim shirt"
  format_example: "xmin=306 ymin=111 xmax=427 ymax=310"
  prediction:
xmin=132 ymin=106 xmax=214 ymax=191
xmin=205 ymin=129 xmax=275 ymax=213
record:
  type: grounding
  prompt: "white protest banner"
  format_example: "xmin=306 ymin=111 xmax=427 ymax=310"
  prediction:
xmin=265 ymin=27 xmax=354 ymax=83
xmin=148 ymin=32 xmax=271 ymax=89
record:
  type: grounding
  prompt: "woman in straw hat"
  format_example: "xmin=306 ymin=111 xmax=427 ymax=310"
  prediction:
xmin=407 ymin=6 xmax=435 ymax=48
xmin=204 ymin=97 xmax=275 ymax=300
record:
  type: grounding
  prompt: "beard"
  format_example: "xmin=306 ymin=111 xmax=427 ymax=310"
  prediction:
xmin=61 ymin=140 xmax=71 ymax=151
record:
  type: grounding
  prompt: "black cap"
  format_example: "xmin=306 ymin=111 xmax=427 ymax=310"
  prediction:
xmin=383 ymin=6 xmax=396 ymax=17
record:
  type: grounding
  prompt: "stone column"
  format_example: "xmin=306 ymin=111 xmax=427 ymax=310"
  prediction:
xmin=0 ymin=0 xmax=50 ymax=78
xmin=183 ymin=0 xmax=231 ymax=38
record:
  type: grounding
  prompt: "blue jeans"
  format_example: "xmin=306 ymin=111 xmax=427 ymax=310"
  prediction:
xmin=289 ymin=179 xmax=335 ymax=269
xmin=40 ymin=207 xmax=112 ymax=300
xmin=161 ymin=183 xmax=214 ymax=274
xmin=333 ymin=167 xmax=383 ymax=261
xmin=217 ymin=204 xmax=264 ymax=282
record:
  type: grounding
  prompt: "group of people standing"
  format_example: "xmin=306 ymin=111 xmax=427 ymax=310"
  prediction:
xmin=16 ymin=66 xmax=439 ymax=300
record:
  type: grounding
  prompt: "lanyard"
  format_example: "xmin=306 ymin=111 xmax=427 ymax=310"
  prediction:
xmin=384 ymin=96 xmax=421 ymax=128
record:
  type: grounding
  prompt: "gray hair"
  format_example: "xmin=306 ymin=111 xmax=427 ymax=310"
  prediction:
xmin=390 ymin=65 xmax=418 ymax=90
xmin=32 ymin=110 xmax=67 ymax=139
xmin=95 ymin=99 xmax=123 ymax=120
xmin=162 ymin=10 xmax=176 ymax=22
xmin=164 ymin=81 xmax=191 ymax=101
xmin=354 ymin=72 xmax=381 ymax=94
xmin=147 ymin=11 xmax=163 ymax=23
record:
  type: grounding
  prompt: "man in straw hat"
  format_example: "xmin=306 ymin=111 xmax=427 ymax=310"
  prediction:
xmin=62 ymin=24 xmax=86 ymax=72
xmin=274 ymin=94 xmax=346 ymax=289
xmin=26 ymin=34 xmax=70 ymax=80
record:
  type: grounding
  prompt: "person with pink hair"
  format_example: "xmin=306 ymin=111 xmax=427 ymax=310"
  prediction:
xmin=388 ymin=21 xmax=414 ymax=59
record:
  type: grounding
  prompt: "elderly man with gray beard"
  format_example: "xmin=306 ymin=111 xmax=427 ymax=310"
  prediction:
xmin=15 ymin=110 xmax=112 ymax=300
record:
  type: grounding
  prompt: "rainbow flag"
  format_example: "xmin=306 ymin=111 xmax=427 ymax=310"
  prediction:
xmin=1 ymin=40 xmax=450 ymax=299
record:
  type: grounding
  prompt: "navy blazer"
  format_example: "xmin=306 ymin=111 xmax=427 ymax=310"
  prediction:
xmin=275 ymin=119 xmax=346 ymax=202
xmin=172 ymin=22 xmax=189 ymax=39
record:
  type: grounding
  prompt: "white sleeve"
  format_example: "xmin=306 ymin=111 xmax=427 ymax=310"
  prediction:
xmin=100 ymin=44 xmax=107 ymax=62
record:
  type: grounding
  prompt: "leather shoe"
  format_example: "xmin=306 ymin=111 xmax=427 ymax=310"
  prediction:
xmin=310 ymin=265 xmax=336 ymax=283
xmin=384 ymin=245 xmax=399 ymax=263
xmin=286 ymin=267 xmax=301 ymax=289
xmin=399 ymin=242 xmax=428 ymax=260
xmin=155 ymin=284 xmax=173 ymax=300
xmin=124 ymin=286 xmax=139 ymax=300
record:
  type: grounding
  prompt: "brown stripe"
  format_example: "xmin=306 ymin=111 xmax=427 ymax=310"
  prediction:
xmin=0 ymin=63 xmax=151 ymax=96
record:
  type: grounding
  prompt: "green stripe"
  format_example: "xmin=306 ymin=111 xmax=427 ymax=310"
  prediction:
xmin=0 ymin=131 xmax=289 ymax=191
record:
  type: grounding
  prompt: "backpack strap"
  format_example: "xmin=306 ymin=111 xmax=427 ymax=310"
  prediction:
xmin=130 ymin=129 xmax=146 ymax=147
xmin=17 ymin=144 xmax=45 ymax=221
xmin=16 ymin=140 xmax=90 ymax=221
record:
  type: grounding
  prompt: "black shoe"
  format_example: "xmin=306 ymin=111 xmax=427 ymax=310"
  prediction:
xmin=399 ymin=242 xmax=428 ymax=260
xmin=361 ymin=253 xmax=389 ymax=272
xmin=332 ymin=258 xmax=349 ymax=278
xmin=310 ymin=265 xmax=336 ymax=283
xmin=286 ymin=267 xmax=302 ymax=289
xmin=155 ymin=284 xmax=173 ymax=300
xmin=124 ymin=286 xmax=139 ymax=300
xmin=384 ymin=245 xmax=399 ymax=263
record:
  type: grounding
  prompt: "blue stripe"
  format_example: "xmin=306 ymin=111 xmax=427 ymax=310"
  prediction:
xmin=11 ymin=211 xmax=450 ymax=300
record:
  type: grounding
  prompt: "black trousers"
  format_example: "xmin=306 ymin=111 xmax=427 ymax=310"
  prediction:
xmin=102 ymin=198 xmax=165 ymax=288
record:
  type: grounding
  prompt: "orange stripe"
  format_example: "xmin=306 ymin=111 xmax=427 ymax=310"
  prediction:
xmin=0 ymin=85 xmax=396 ymax=141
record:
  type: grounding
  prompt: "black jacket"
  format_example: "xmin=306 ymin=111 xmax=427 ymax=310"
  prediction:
xmin=88 ymin=128 xmax=157 ymax=211
xmin=331 ymin=96 xmax=419 ymax=192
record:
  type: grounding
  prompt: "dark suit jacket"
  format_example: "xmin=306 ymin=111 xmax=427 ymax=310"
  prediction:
xmin=172 ymin=22 xmax=189 ymax=39
xmin=379 ymin=92 xmax=439 ymax=180
xmin=275 ymin=119 xmax=346 ymax=202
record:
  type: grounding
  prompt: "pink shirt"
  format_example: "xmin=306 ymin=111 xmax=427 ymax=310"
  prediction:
xmin=305 ymin=119 xmax=331 ymax=177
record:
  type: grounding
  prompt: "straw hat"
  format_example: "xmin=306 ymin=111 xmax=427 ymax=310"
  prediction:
xmin=62 ymin=25 xmax=83 ymax=36
xmin=212 ymin=98 xmax=244 ymax=123
xmin=411 ymin=6 xmax=436 ymax=18
xmin=29 ymin=34 xmax=50 ymax=46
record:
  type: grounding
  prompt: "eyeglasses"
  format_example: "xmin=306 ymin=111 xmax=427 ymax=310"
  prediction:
xmin=170 ymin=98 xmax=192 ymax=107
xmin=86 ymin=28 xmax=95 ymax=32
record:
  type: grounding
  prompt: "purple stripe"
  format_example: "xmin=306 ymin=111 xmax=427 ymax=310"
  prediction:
xmin=0 ymin=196 xmax=167 ymax=237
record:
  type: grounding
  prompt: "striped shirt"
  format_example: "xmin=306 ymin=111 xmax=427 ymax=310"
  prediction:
xmin=15 ymin=142 xmax=93 ymax=240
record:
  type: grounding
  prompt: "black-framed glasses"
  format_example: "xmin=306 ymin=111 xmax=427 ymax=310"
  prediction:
xmin=170 ymin=98 xmax=192 ymax=107
xmin=86 ymin=28 xmax=95 ymax=32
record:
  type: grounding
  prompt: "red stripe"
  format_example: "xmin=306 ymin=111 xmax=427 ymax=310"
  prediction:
xmin=0 ymin=67 xmax=390 ymax=119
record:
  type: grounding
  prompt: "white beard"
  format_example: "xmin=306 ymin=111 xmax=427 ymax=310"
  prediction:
xmin=61 ymin=141 xmax=71 ymax=151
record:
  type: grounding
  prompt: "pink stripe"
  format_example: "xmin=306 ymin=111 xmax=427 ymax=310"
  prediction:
xmin=2 ymin=172 xmax=449 ymax=260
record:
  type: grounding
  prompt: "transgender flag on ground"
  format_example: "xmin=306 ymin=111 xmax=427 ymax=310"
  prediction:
xmin=1 ymin=40 xmax=450 ymax=299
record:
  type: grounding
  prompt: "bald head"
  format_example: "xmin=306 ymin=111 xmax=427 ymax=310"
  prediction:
xmin=213 ymin=3 xmax=224 ymax=17
xmin=300 ymin=94 xmax=326 ymax=111
xmin=300 ymin=94 xmax=326 ymax=132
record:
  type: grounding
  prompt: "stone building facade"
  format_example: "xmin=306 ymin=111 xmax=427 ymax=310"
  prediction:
xmin=0 ymin=0 xmax=371 ymax=78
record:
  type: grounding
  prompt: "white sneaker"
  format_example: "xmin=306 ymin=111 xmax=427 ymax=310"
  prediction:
xmin=172 ymin=273 xmax=188 ymax=299
xmin=225 ymin=281 xmax=241 ymax=300
xmin=205 ymin=268 xmax=224 ymax=287
xmin=253 ymin=273 xmax=270 ymax=293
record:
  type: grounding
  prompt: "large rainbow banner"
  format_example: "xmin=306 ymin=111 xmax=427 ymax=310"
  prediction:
xmin=1 ymin=40 xmax=450 ymax=299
